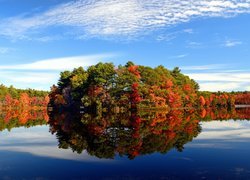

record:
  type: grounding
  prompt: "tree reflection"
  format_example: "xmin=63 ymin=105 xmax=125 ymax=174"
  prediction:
xmin=0 ymin=108 xmax=49 ymax=131
xmin=48 ymin=109 xmax=201 ymax=159
xmin=48 ymin=107 xmax=250 ymax=159
xmin=198 ymin=107 xmax=250 ymax=121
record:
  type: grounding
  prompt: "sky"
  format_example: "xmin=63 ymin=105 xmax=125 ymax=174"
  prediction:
xmin=0 ymin=0 xmax=250 ymax=91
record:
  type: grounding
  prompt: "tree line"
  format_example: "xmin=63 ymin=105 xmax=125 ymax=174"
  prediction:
xmin=0 ymin=84 xmax=49 ymax=108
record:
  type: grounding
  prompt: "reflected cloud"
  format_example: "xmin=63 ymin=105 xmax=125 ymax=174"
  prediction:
xmin=201 ymin=120 xmax=249 ymax=130
xmin=186 ymin=142 xmax=233 ymax=149
xmin=186 ymin=120 xmax=250 ymax=149
xmin=195 ymin=120 xmax=250 ymax=140
xmin=233 ymin=167 xmax=250 ymax=175
xmin=0 ymin=126 xmax=110 ymax=162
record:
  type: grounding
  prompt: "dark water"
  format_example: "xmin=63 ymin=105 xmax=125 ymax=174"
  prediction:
xmin=0 ymin=108 xmax=250 ymax=179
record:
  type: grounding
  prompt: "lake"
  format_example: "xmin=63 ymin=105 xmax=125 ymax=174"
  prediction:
xmin=0 ymin=108 xmax=249 ymax=179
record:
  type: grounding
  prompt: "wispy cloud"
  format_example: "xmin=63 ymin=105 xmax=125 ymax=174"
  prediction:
xmin=186 ymin=41 xmax=203 ymax=48
xmin=156 ymin=29 xmax=194 ymax=42
xmin=186 ymin=72 xmax=250 ymax=82
xmin=186 ymin=72 xmax=250 ymax=91
xmin=224 ymin=39 xmax=243 ymax=47
xmin=0 ymin=71 xmax=59 ymax=87
xmin=0 ymin=47 xmax=11 ymax=54
xmin=0 ymin=54 xmax=115 ymax=90
xmin=183 ymin=29 xmax=194 ymax=34
xmin=0 ymin=54 xmax=114 ymax=71
xmin=181 ymin=64 xmax=228 ymax=71
xmin=0 ymin=0 xmax=250 ymax=39
xmin=198 ymin=82 xmax=244 ymax=91
xmin=169 ymin=54 xmax=188 ymax=59
xmin=180 ymin=63 xmax=250 ymax=91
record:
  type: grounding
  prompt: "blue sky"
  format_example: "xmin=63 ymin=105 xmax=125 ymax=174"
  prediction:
xmin=0 ymin=0 xmax=250 ymax=91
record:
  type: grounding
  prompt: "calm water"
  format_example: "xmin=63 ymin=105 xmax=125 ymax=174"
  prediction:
xmin=0 ymin=108 xmax=250 ymax=179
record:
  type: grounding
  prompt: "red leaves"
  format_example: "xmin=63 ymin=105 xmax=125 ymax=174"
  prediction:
xmin=183 ymin=84 xmax=192 ymax=92
xmin=3 ymin=93 xmax=48 ymax=108
xmin=4 ymin=94 xmax=13 ymax=106
xmin=130 ymin=83 xmax=141 ymax=104
xmin=235 ymin=93 xmax=250 ymax=105
xmin=200 ymin=109 xmax=207 ymax=118
xmin=44 ymin=95 xmax=50 ymax=105
xmin=20 ymin=93 xmax=30 ymax=106
xmin=167 ymin=92 xmax=182 ymax=108
xmin=128 ymin=65 xmax=141 ymax=79
xmin=3 ymin=109 xmax=48 ymax=125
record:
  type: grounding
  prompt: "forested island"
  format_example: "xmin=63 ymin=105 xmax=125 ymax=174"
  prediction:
xmin=46 ymin=61 xmax=250 ymax=159
xmin=48 ymin=61 xmax=250 ymax=112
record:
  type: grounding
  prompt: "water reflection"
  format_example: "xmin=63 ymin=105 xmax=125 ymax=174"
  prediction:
xmin=0 ymin=107 xmax=249 ymax=178
xmin=48 ymin=110 xmax=200 ymax=159
xmin=1 ymin=107 xmax=249 ymax=160
xmin=48 ymin=107 xmax=250 ymax=160
xmin=0 ymin=108 xmax=110 ymax=163
xmin=0 ymin=108 xmax=48 ymax=131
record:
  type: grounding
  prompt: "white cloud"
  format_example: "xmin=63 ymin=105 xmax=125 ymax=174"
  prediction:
xmin=185 ymin=72 xmax=250 ymax=91
xmin=0 ymin=54 xmax=114 ymax=90
xmin=0 ymin=71 xmax=59 ymax=90
xmin=186 ymin=72 xmax=250 ymax=82
xmin=224 ymin=40 xmax=242 ymax=47
xmin=0 ymin=0 xmax=250 ymax=39
xmin=0 ymin=71 xmax=60 ymax=90
xmin=198 ymin=82 xmax=243 ymax=91
xmin=0 ymin=54 xmax=113 ymax=71
xmin=181 ymin=64 xmax=228 ymax=70
xmin=181 ymin=63 xmax=250 ymax=91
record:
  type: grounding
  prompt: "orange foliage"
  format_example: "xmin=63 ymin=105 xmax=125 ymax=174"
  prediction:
xmin=128 ymin=65 xmax=141 ymax=79
xmin=165 ymin=80 xmax=173 ymax=89
xmin=199 ymin=96 xmax=206 ymax=106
